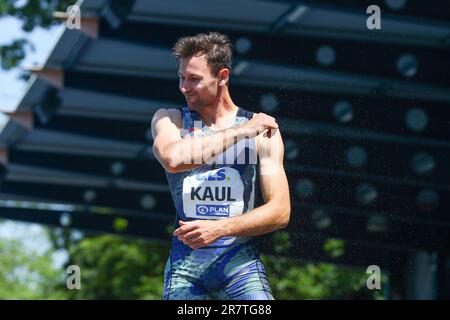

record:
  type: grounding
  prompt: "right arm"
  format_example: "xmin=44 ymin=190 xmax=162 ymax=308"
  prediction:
xmin=151 ymin=108 xmax=277 ymax=173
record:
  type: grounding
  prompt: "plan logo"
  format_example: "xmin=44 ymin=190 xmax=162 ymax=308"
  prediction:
xmin=196 ymin=204 xmax=230 ymax=217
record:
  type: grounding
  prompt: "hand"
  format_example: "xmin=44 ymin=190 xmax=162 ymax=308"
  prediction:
xmin=173 ymin=220 xmax=225 ymax=249
xmin=240 ymin=112 xmax=278 ymax=138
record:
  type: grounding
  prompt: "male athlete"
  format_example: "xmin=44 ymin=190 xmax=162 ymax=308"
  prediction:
xmin=151 ymin=32 xmax=291 ymax=300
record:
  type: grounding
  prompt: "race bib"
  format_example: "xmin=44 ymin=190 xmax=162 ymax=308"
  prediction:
xmin=182 ymin=167 xmax=244 ymax=219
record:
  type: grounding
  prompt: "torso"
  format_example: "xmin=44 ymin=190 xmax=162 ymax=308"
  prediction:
xmin=165 ymin=106 xmax=257 ymax=248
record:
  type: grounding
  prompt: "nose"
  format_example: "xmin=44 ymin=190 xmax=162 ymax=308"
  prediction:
xmin=180 ymin=82 xmax=190 ymax=95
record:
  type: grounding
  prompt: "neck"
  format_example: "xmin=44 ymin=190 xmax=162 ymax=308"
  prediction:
xmin=197 ymin=86 xmax=238 ymax=127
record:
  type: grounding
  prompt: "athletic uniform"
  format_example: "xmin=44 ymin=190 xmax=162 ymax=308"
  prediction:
xmin=163 ymin=106 xmax=274 ymax=300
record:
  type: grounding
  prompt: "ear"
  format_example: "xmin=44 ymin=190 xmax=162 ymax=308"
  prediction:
xmin=218 ymin=68 xmax=230 ymax=86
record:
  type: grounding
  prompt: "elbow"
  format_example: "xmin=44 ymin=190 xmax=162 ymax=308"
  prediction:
xmin=165 ymin=167 xmax=178 ymax=174
xmin=276 ymin=205 xmax=291 ymax=230
xmin=153 ymin=144 xmax=180 ymax=173
xmin=266 ymin=201 xmax=291 ymax=231
xmin=163 ymin=155 xmax=182 ymax=173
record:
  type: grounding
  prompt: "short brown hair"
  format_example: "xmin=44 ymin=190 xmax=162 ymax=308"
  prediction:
xmin=172 ymin=32 xmax=232 ymax=77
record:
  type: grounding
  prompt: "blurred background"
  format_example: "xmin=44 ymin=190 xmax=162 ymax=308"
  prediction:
xmin=0 ymin=0 xmax=449 ymax=300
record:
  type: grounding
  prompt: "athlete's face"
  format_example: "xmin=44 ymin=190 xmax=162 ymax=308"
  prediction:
xmin=178 ymin=55 xmax=220 ymax=111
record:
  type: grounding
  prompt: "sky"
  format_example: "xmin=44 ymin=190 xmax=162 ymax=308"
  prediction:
xmin=0 ymin=16 xmax=61 ymax=112
xmin=0 ymin=15 xmax=67 ymax=267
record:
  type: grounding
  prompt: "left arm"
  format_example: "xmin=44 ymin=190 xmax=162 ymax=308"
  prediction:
xmin=174 ymin=128 xmax=291 ymax=249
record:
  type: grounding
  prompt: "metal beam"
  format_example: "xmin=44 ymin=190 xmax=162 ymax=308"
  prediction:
xmin=0 ymin=206 xmax=172 ymax=241
xmin=15 ymin=128 xmax=152 ymax=159
xmin=0 ymin=180 xmax=173 ymax=215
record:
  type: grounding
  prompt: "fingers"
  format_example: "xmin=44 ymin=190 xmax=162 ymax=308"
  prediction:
xmin=178 ymin=230 xmax=201 ymax=242
xmin=256 ymin=112 xmax=276 ymax=121
xmin=174 ymin=222 xmax=210 ymax=249
xmin=265 ymin=128 xmax=278 ymax=138
xmin=186 ymin=239 xmax=208 ymax=250
xmin=255 ymin=113 xmax=278 ymax=130
xmin=259 ymin=112 xmax=276 ymax=122
xmin=173 ymin=220 xmax=197 ymax=236
xmin=177 ymin=232 xmax=206 ymax=249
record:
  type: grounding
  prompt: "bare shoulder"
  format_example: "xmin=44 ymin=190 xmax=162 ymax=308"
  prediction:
xmin=252 ymin=110 xmax=283 ymax=156
xmin=257 ymin=127 xmax=284 ymax=159
xmin=152 ymin=108 xmax=182 ymax=128
xmin=151 ymin=108 xmax=183 ymax=141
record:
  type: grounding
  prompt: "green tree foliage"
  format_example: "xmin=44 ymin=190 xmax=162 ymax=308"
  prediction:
xmin=0 ymin=237 xmax=67 ymax=299
xmin=67 ymin=234 xmax=170 ymax=299
xmin=263 ymin=255 xmax=384 ymax=299
xmin=263 ymin=232 xmax=385 ymax=299
xmin=0 ymin=225 xmax=385 ymax=299
xmin=0 ymin=0 xmax=75 ymax=69
xmin=66 ymin=232 xmax=384 ymax=299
